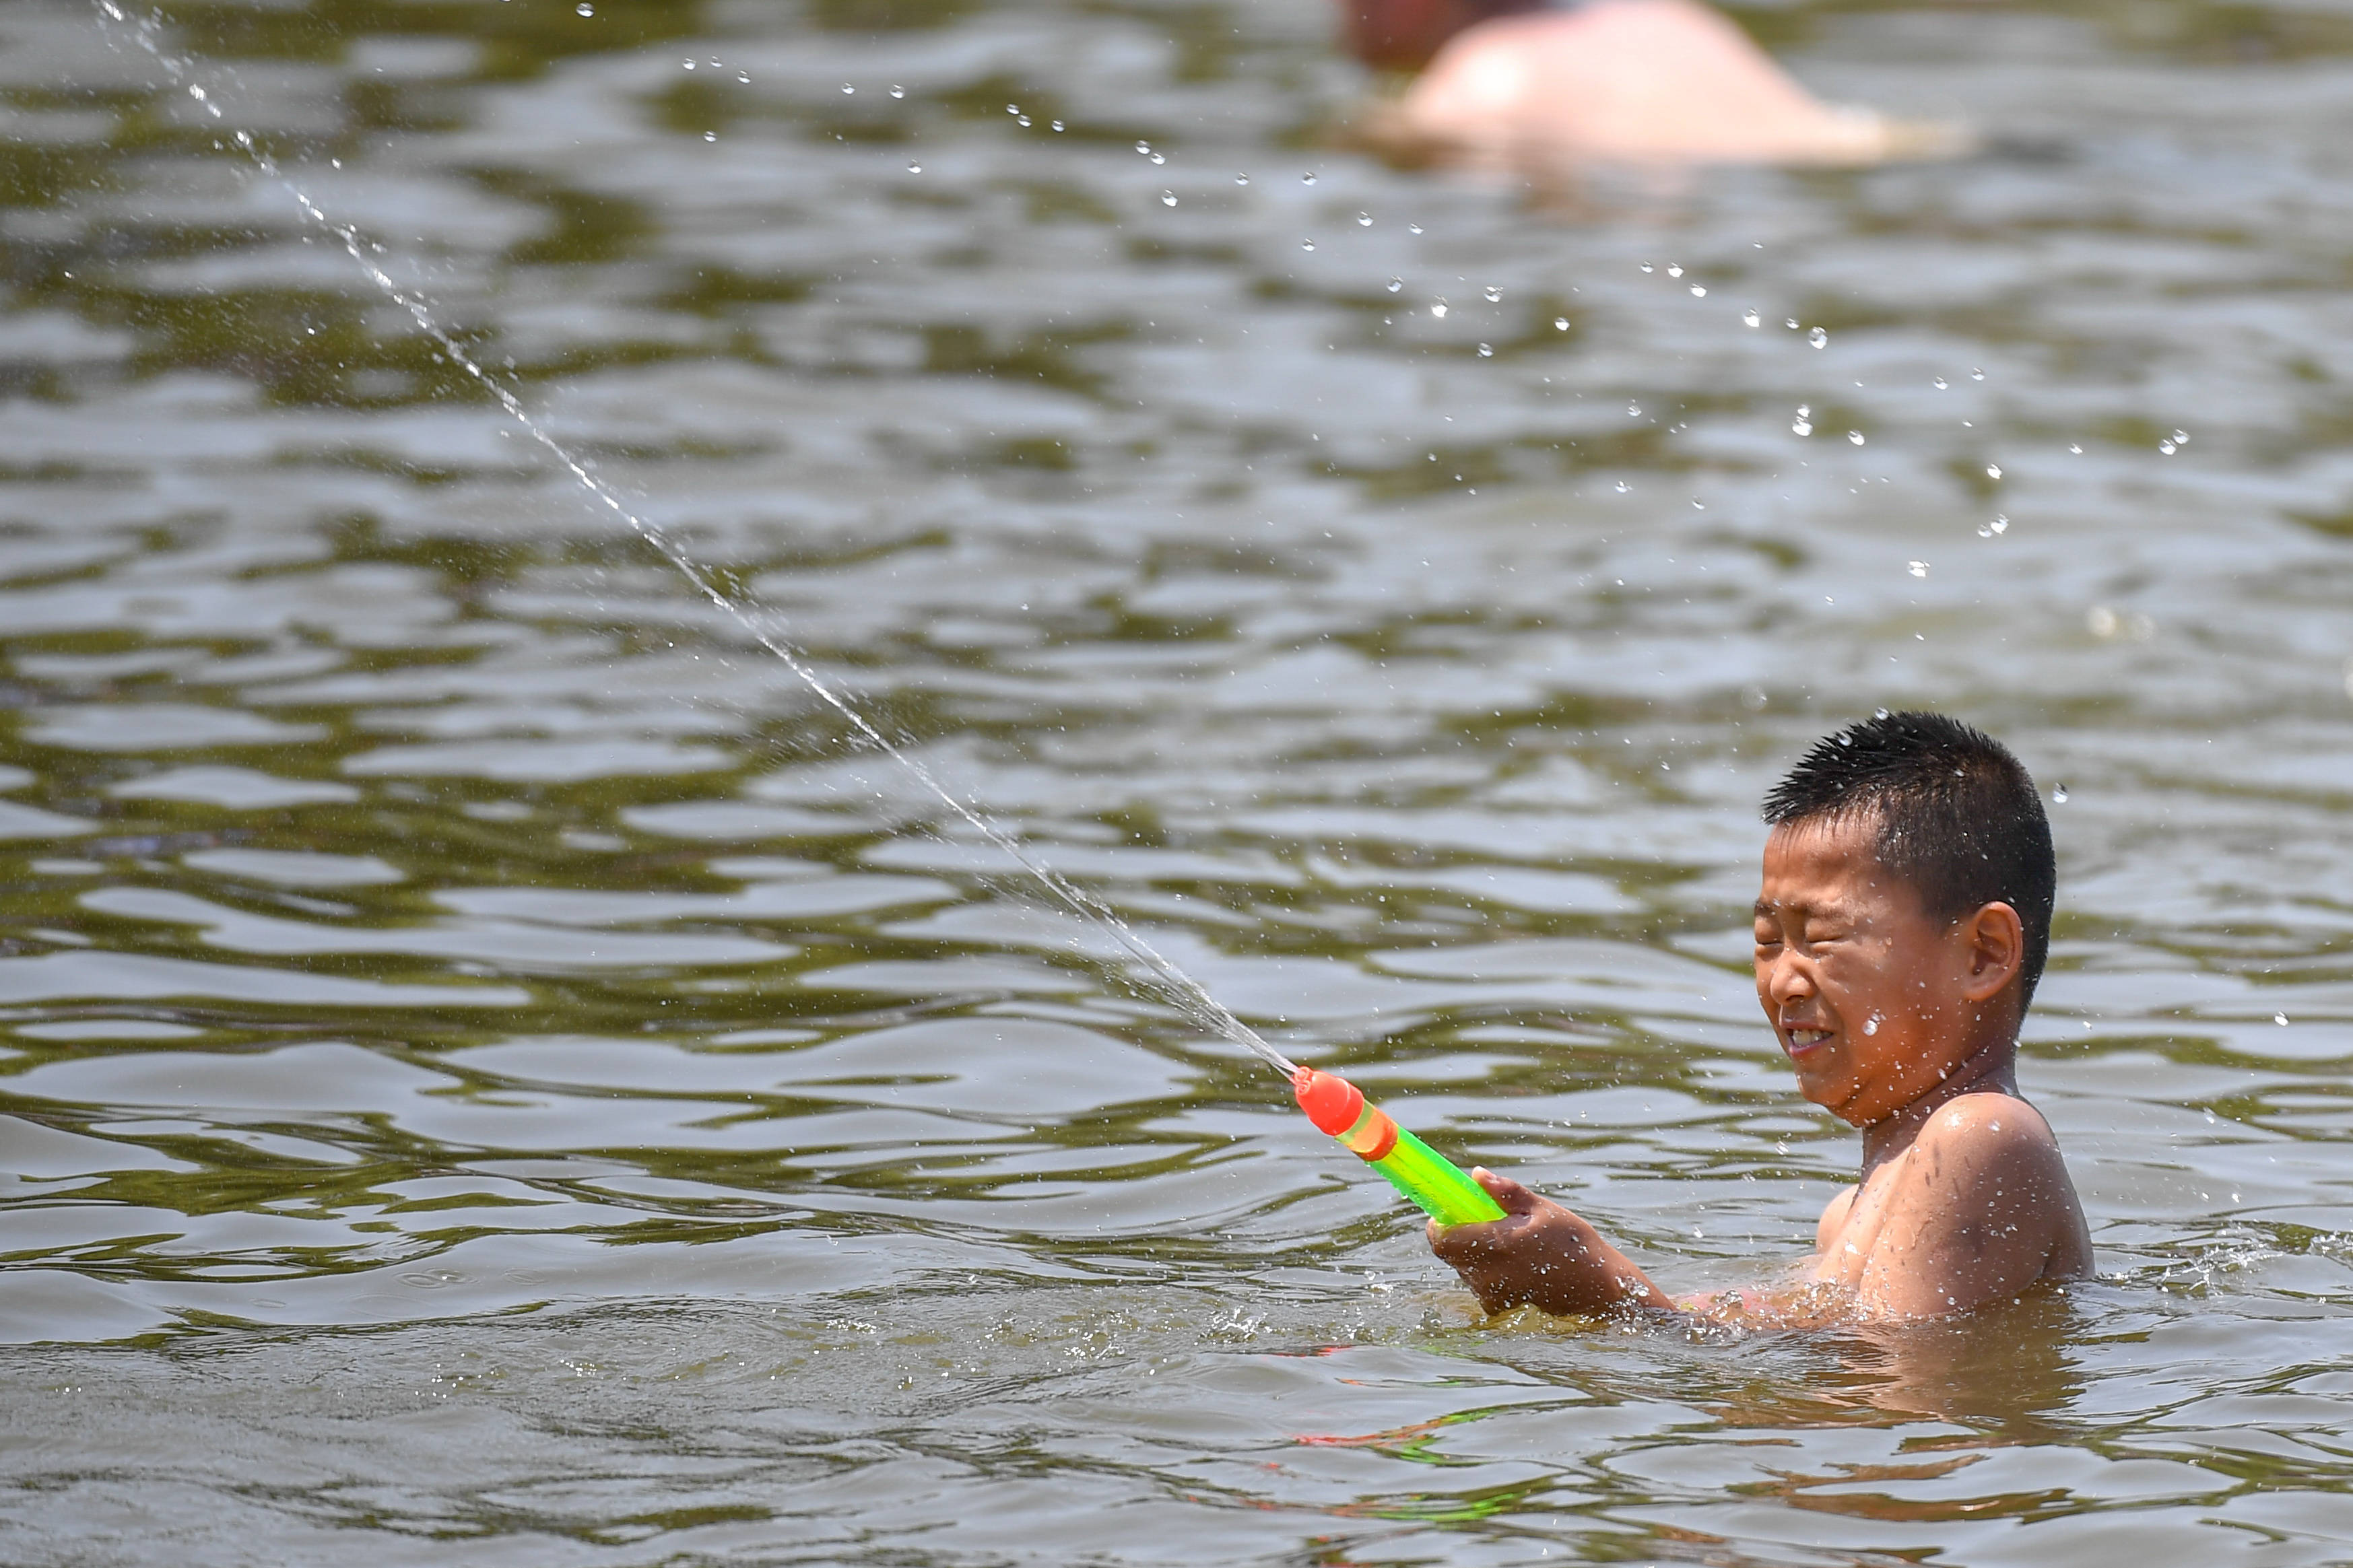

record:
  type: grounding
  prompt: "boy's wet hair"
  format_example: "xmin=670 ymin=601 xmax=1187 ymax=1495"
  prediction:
xmin=1762 ymin=711 xmax=2056 ymax=1007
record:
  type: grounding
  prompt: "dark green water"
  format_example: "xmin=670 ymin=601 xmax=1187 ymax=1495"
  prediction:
xmin=4 ymin=0 xmax=2353 ymax=1560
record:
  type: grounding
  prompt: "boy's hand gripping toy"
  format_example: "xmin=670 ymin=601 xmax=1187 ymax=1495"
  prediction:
xmin=1293 ymin=1067 xmax=1506 ymax=1227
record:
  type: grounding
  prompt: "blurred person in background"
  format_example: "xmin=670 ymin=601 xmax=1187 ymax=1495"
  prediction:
xmin=1342 ymin=0 xmax=1968 ymax=170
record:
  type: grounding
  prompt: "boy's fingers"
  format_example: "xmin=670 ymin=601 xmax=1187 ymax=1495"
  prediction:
xmin=1428 ymin=1169 xmax=1548 ymax=1269
xmin=1471 ymin=1167 xmax=1543 ymax=1215
xmin=1428 ymin=1218 xmax=1484 ymax=1262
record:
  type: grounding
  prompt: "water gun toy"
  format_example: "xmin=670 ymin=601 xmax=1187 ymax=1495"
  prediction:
xmin=1292 ymin=1066 xmax=1506 ymax=1227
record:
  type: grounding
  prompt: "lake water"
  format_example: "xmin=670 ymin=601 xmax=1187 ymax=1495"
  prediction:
xmin=5 ymin=0 xmax=2353 ymax=1560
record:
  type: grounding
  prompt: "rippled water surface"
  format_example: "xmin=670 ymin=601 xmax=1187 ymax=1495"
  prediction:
xmin=6 ymin=0 xmax=2353 ymax=1560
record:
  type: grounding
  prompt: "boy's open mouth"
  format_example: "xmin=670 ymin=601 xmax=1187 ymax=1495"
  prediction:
xmin=1782 ymin=1027 xmax=1834 ymax=1054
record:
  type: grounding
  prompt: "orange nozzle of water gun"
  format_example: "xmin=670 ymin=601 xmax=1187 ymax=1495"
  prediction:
xmin=1293 ymin=1067 xmax=1364 ymax=1136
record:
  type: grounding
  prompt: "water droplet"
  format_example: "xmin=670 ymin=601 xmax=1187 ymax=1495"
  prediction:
xmin=1300 ymin=238 xmax=1315 ymax=250
xmin=1971 ymin=368 xmax=1985 ymax=380
xmin=1051 ymin=120 xmax=1064 ymax=131
xmin=1386 ymin=277 xmax=1403 ymax=293
xmin=188 ymin=85 xmax=205 ymax=99
xmin=1628 ymin=401 xmax=1642 ymax=417
xmin=704 ymin=131 xmax=717 ymax=141
xmin=1640 ymin=262 xmax=1655 ymax=273
xmin=1407 ymin=223 xmax=1423 ymax=234
xmin=1691 ymin=498 xmax=1705 ymax=510
xmin=684 ymin=60 xmax=695 ymax=69
xmin=1863 ymin=1014 xmax=1881 ymax=1035
xmin=1875 ymin=707 xmax=1890 ymax=718
xmin=1849 ymin=430 xmax=1865 ymax=446
xmin=1932 ymin=376 xmax=1948 ymax=390
xmin=1785 ymin=318 xmax=1800 ymax=330
xmin=2173 ymin=429 xmax=2189 ymax=444
xmin=1614 ymin=480 xmax=1630 ymax=493
xmin=2088 ymin=605 xmax=2118 ymax=637
xmin=1990 ymin=514 xmax=2008 ymax=534
xmin=1908 ymin=560 xmax=1928 ymax=578
xmin=1986 ymin=463 xmax=2002 ymax=479
xmin=1478 ymin=343 xmax=1493 ymax=357
xmin=2158 ymin=439 xmax=2176 ymax=454
xmin=1150 ymin=152 xmax=1164 ymax=165
xmin=2276 ymin=1013 xmax=2290 ymax=1026
xmin=1742 ymin=310 xmax=1760 ymax=328
xmin=1690 ymin=285 xmax=1706 ymax=297
xmin=1483 ymin=285 xmax=1501 ymax=302
xmin=1234 ymin=172 xmax=1249 ymax=184
xmin=840 ymin=81 xmax=854 ymax=94
xmin=1007 ymin=104 xmax=1020 ymax=114
xmin=1357 ymin=212 xmax=1372 ymax=226
xmin=1017 ymin=114 xmax=1030 ymax=127
xmin=1554 ymin=317 xmax=1569 ymax=331
xmin=1792 ymin=420 xmax=1812 ymax=436
xmin=891 ymin=84 xmax=905 ymax=98
xmin=1430 ymin=301 xmax=1447 ymax=318
xmin=1666 ymin=264 xmax=1684 ymax=277
xmin=2069 ymin=443 xmax=2082 ymax=454
xmin=906 ymin=160 xmax=921 ymax=173
xmin=1301 ymin=170 xmax=1317 ymax=184
xmin=1808 ymin=326 xmax=1828 ymax=349
xmin=2053 ymin=784 xmax=2069 ymax=803
xmin=1135 ymin=140 xmax=1151 ymax=155
xmin=1160 ymin=191 xmax=1176 ymax=206
xmin=575 ymin=1 xmax=592 ymax=13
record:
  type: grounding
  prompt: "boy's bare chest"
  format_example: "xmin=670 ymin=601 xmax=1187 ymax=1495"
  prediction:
xmin=1812 ymin=1149 xmax=1918 ymax=1287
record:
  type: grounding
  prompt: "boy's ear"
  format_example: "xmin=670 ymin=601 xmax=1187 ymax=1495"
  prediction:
xmin=1959 ymin=900 xmax=2026 ymax=1002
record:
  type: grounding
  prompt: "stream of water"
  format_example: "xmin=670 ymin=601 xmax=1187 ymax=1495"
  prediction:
xmin=91 ymin=0 xmax=1304 ymax=1086
xmin=5 ymin=0 xmax=2353 ymax=1561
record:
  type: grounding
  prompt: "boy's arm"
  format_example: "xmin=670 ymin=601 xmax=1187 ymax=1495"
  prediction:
xmin=1427 ymin=1169 xmax=1666 ymax=1318
xmin=1854 ymin=1098 xmax=2082 ymax=1320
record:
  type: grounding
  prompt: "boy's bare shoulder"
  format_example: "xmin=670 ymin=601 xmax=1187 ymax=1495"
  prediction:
xmin=1861 ymin=1087 xmax=2090 ymax=1314
xmin=1907 ymin=1089 xmax=2067 ymax=1174
xmin=1894 ymin=1089 xmax=2078 ymax=1223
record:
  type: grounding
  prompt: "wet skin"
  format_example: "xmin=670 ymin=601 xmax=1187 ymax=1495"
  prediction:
xmin=1430 ymin=813 xmax=2090 ymax=1322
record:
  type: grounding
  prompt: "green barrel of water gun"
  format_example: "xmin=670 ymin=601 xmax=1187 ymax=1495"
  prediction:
xmin=1293 ymin=1068 xmax=1506 ymax=1227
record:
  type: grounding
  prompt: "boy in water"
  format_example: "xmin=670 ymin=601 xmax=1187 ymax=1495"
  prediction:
xmin=1430 ymin=712 xmax=2092 ymax=1322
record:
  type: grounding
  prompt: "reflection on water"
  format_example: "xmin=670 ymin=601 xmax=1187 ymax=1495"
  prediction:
xmin=5 ymin=0 xmax=2353 ymax=1559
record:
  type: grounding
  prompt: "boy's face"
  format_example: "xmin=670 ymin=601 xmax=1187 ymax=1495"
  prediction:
xmin=1752 ymin=815 xmax=2007 ymax=1126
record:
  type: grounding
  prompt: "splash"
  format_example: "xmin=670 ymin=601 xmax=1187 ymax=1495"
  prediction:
xmin=91 ymin=1 xmax=1296 ymax=1080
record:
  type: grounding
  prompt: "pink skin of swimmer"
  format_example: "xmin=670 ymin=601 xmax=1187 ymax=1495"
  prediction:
xmin=1337 ymin=0 xmax=1962 ymax=171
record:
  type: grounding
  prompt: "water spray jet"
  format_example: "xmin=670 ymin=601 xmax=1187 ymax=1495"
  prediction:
xmin=94 ymin=0 xmax=1502 ymax=1231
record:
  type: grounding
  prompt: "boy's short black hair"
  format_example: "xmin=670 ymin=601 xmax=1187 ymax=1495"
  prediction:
xmin=1762 ymin=711 xmax=2057 ymax=1008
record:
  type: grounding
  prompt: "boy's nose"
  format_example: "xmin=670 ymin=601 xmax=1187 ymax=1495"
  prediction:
xmin=1762 ymin=953 xmax=1815 ymax=1004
